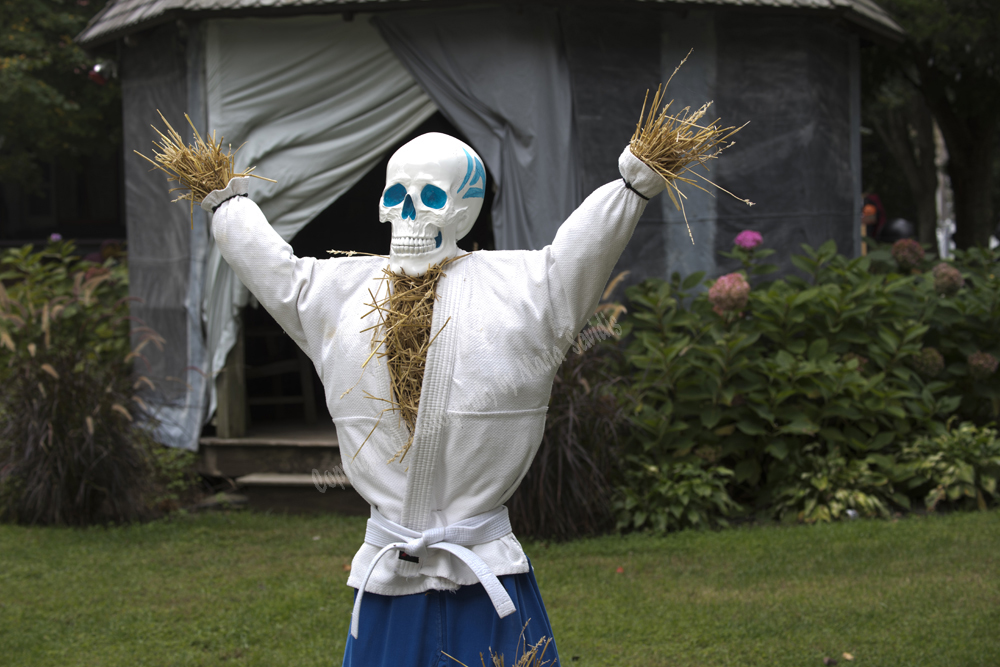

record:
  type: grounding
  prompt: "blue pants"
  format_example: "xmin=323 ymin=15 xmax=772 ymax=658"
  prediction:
xmin=343 ymin=561 xmax=558 ymax=667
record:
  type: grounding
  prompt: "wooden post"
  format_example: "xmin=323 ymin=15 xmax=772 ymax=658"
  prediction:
xmin=215 ymin=323 xmax=247 ymax=438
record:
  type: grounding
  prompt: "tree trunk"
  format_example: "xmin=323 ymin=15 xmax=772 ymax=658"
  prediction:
xmin=915 ymin=64 xmax=998 ymax=249
xmin=947 ymin=137 xmax=996 ymax=249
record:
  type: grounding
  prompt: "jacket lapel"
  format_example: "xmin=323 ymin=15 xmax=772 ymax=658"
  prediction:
xmin=398 ymin=257 xmax=467 ymax=532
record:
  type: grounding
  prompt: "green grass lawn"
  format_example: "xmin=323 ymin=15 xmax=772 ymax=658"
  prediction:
xmin=1 ymin=510 xmax=997 ymax=667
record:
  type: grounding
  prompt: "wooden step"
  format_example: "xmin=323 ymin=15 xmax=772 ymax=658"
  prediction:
xmin=200 ymin=421 xmax=339 ymax=447
xmin=198 ymin=422 xmax=341 ymax=477
xmin=235 ymin=472 xmax=367 ymax=516
xmin=236 ymin=472 xmax=349 ymax=488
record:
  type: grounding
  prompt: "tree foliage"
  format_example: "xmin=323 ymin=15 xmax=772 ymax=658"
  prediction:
xmin=867 ymin=0 xmax=1000 ymax=248
xmin=0 ymin=0 xmax=120 ymax=192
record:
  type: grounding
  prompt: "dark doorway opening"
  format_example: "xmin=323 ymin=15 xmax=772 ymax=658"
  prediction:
xmin=238 ymin=111 xmax=495 ymax=430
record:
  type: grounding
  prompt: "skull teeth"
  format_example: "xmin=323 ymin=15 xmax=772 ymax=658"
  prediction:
xmin=391 ymin=235 xmax=436 ymax=256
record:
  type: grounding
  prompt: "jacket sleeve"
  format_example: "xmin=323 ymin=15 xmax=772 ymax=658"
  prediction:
xmin=205 ymin=177 xmax=318 ymax=356
xmin=548 ymin=147 xmax=666 ymax=335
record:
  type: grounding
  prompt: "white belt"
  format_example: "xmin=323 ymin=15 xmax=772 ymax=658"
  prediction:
xmin=351 ymin=506 xmax=517 ymax=638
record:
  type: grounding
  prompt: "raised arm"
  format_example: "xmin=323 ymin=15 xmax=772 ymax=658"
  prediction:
xmin=549 ymin=147 xmax=665 ymax=334
xmin=203 ymin=177 xmax=318 ymax=355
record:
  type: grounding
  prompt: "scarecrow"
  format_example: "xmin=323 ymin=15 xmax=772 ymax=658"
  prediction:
xmin=144 ymin=76 xmax=747 ymax=666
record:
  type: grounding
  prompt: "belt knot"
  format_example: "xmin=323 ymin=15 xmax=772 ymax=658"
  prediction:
xmin=351 ymin=506 xmax=517 ymax=639
xmin=402 ymin=526 xmax=445 ymax=558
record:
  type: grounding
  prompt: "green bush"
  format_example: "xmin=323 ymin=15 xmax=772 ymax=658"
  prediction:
xmin=0 ymin=241 xmax=169 ymax=525
xmin=770 ymin=445 xmax=894 ymax=523
xmin=614 ymin=458 xmax=740 ymax=532
xmin=897 ymin=420 xmax=1000 ymax=512
xmin=919 ymin=247 xmax=1000 ymax=423
xmin=147 ymin=443 xmax=200 ymax=513
xmin=615 ymin=237 xmax=1000 ymax=531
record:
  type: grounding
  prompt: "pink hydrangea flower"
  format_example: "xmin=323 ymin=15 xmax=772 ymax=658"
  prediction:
xmin=734 ymin=230 xmax=763 ymax=249
xmin=968 ymin=351 xmax=998 ymax=381
xmin=891 ymin=238 xmax=924 ymax=271
xmin=932 ymin=263 xmax=964 ymax=296
xmin=709 ymin=272 xmax=750 ymax=315
xmin=911 ymin=347 xmax=944 ymax=377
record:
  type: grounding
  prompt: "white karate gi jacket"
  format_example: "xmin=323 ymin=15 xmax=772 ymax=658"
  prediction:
xmin=208 ymin=147 xmax=664 ymax=597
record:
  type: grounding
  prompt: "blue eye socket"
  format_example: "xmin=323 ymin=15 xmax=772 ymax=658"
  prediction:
xmin=383 ymin=183 xmax=406 ymax=207
xmin=420 ymin=184 xmax=447 ymax=210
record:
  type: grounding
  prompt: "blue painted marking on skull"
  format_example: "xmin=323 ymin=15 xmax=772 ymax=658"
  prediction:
xmin=435 ymin=230 xmax=442 ymax=248
xmin=457 ymin=149 xmax=486 ymax=200
xmin=421 ymin=184 xmax=447 ymax=209
xmin=457 ymin=151 xmax=473 ymax=193
xmin=383 ymin=183 xmax=406 ymax=207
xmin=402 ymin=194 xmax=416 ymax=220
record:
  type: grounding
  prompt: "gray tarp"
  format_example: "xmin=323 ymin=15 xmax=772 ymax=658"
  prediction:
xmin=559 ymin=7 xmax=860 ymax=283
xmin=714 ymin=14 xmax=861 ymax=268
xmin=121 ymin=23 xmax=209 ymax=451
xmin=375 ymin=6 xmax=582 ymax=252
xmin=202 ymin=15 xmax=437 ymax=422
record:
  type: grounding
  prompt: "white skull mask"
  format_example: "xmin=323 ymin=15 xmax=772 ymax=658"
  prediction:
xmin=379 ymin=132 xmax=486 ymax=276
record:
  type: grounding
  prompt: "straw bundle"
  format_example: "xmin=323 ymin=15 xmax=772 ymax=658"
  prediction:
xmin=134 ymin=110 xmax=273 ymax=210
xmin=443 ymin=631 xmax=554 ymax=667
xmin=630 ymin=50 xmax=753 ymax=244
xmin=358 ymin=257 xmax=463 ymax=464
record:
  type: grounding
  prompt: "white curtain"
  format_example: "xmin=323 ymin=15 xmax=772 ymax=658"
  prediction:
xmin=203 ymin=15 xmax=437 ymax=418
xmin=374 ymin=6 xmax=582 ymax=251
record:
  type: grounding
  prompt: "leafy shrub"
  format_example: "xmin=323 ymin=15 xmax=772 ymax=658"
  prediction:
xmin=770 ymin=445 xmax=894 ymax=523
xmin=614 ymin=458 xmax=740 ymax=532
xmin=611 ymin=234 xmax=1000 ymax=531
xmin=0 ymin=241 xmax=167 ymax=525
xmin=897 ymin=421 xmax=1000 ymax=512
xmin=917 ymin=247 xmax=1000 ymax=423
xmin=620 ymin=240 xmax=951 ymax=526
xmin=147 ymin=444 xmax=200 ymax=513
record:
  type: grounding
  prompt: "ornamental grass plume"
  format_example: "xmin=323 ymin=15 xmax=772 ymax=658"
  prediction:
xmin=708 ymin=272 xmax=750 ymax=315
xmin=932 ymin=262 xmax=965 ymax=296
xmin=891 ymin=238 xmax=924 ymax=271
xmin=911 ymin=347 xmax=945 ymax=377
xmin=967 ymin=351 xmax=998 ymax=381
xmin=734 ymin=230 xmax=762 ymax=249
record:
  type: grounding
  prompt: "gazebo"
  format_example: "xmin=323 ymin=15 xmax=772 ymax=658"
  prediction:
xmin=78 ymin=0 xmax=903 ymax=452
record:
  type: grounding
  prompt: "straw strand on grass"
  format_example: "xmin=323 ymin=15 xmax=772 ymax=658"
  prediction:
xmin=443 ymin=623 xmax=554 ymax=667
xmin=630 ymin=49 xmax=753 ymax=244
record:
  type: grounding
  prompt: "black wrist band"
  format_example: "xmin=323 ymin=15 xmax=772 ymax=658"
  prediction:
xmin=212 ymin=192 xmax=248 ymax=213
xmin=622 ymin=178 xmax=649 ymax=201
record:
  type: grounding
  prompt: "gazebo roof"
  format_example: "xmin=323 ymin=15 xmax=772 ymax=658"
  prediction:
xmin=77 ymin=0 xmax=904 ymax=48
